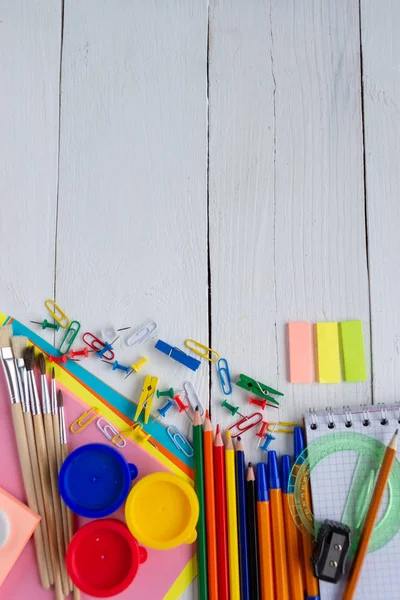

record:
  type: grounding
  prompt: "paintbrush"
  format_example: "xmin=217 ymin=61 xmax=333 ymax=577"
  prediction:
xmin=0 ymin=327 xmax=51 ymax=590
xmin=11 ymin=336 xmax=54 ymax=585
xmin=24 ymin=346 xmax=64 ymax=600
xmin=38 ymin=353 xmax=70 ymax=596
xmin=58 ymin=390 xmax=81 ymax=600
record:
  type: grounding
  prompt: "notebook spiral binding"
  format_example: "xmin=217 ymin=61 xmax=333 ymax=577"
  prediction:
xmin=307 ymin=402 xmax=400 ymax=431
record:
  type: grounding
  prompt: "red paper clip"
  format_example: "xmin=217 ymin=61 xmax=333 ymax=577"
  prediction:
xmin=48 ymin=354 xmax=68 ymax=364
xmin=228 ymin=412 xmax=263 ymax=438
xmin=249 ymin=397 xmax=267 ymax=410
xmin=173 ymin=395 xmax=189 ymax=413
xmin=82 ymin=332 xmax=115 ymax=361
xmin=256 ymin=421 xmax=269 ymax=439
xmin=69 ymin=347 xmax=89 ymax=358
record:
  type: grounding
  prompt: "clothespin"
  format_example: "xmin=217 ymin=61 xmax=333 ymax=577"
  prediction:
xmin=155 ymin=339 xmax=201 ymax=371
xmin=236 ymin=374 xmax=283 ymax=406
xmin=134 ymin=375 xmax=158 ymax=424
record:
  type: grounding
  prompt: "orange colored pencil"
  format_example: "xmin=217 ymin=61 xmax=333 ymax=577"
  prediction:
xmin=281 ymin=456 xmax=304 ymax=600
xmin=268 ymin=451 xmax=289 ymax=599
xmin=203 ymin=411 xmax=218 ymax=600
xmin=256 ymin=463 xmax=274 ymax=600
xmin=343 ymin=430 xmax=398 ymax=600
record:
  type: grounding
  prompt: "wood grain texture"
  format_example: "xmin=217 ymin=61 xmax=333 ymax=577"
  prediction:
xmin=0 ymin=1 xmax=61 ymax=320
xmin=361 ymin=0 xmax=400 ymax=402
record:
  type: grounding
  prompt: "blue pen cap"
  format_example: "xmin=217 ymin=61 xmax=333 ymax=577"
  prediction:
xmin=294 ymin=426 xmax=305 ymax=464
xmin=256 ymin=463 xmax=269 ymax=502
xmin=59 ymin=443 xmax=138 ymax=518
xmin=268 ymin=451 xmax=280 ymax=490
xmin=281 ymin=455 xmax=292 ymax=494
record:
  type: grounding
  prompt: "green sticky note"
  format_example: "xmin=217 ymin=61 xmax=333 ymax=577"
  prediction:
xmin=339 ymin=320 xmax=367 ymax=382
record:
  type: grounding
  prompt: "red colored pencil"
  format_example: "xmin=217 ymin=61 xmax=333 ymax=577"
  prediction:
xmin=214 ymin=424 xmax=230 ymax=600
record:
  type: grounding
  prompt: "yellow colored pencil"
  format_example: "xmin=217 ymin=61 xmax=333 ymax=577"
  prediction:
xmin=225 ymin=430 xmax=241 ymax=600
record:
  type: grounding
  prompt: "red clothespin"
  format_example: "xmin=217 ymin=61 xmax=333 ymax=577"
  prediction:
xmin=173 ymin=395 xmax=189 ymax=413
xmin=48 ymin=354 xmax=68 ymax=364
xmin=228 ymin=412 xmax=264 ymax=438
xmin=256 ymin=421 xmax=269 ymax=439
xmin=68 ymin=347 xmax=89 ymax=359
xmin=249 ymin=396 xmax=267 ymax=410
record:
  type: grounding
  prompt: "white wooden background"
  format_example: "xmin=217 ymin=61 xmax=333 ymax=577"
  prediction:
xmin=0 ymin=1 xmax=399 ymax=598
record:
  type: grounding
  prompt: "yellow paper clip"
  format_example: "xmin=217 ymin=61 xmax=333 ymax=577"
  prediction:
xmin=266 ymin=421 xmax=299 ymax=434
xmin=184 ymin=339 xmax=220 ymax=363
xmin=45 ymin=299 xmax=70 ymax=329
xmin=112 ymin=423 xmax=153 ymax=447
xmin=134 ymin=375 xmax=158 ymax=424
xmin=70 ymin=407 xmax=99 ymax=433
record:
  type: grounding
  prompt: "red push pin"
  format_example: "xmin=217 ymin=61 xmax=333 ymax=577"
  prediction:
xmin=173 ymin=395 xmax=189 ymax=413
xmin=256 ymin=421 xmax=269 ymax=439
xmin=249 ymin=396 xmax=267 ymax=410
xmin=48 ymin=354 xmax=68 ymax=364
xmin=68 ymin=348 xmax=89 ymax=358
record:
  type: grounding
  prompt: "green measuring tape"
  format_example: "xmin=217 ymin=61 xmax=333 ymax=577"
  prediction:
xmin=289 ymin=432 xmax=400 ymax=557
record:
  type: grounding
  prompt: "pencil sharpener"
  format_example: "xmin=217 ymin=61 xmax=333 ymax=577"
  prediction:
xmin=312 ymin=520 xmax=351 ymax=583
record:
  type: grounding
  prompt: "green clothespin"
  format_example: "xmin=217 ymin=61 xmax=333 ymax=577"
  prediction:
xmin=235 ymin=373 xmax=283 ymax=406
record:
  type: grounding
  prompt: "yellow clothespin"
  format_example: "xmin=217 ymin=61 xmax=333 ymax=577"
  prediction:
xmin=134 ymin=375 xmax=158 ymax=424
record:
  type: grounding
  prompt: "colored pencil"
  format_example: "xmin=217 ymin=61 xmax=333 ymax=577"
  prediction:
xmin=281 ymin=455 xmax=304 ymax=600
xmin=343 ymin=429 xmax=398 ymax=600
xmin=214 ymin=425 xmax=229 ymax=600
xmin=203 ymin=411 xmax=218 ymax=600
xmin=268 ymin=451 xmax=289 ymax=599
xmin=256 ymin=463 xmax=274 ymax=600
xmin=236 ymin=437 xmax=250 ymax=600
xmin=193 ymin=407 xmax=208 ymax=600
xmin=225 ymin=430 xmax=241 ymax=600
xmin=246 ymin=463 xmax=259 ymax=599
xmin=293 ymin=427 xmax=320 ymax=600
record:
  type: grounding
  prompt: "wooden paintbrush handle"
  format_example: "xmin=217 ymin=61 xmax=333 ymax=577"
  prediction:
xmin=32 ymin=413 xmax=64 ymax=600
xmin=23 ymin=410 xmax=54 ymax=585
xmin=10 ymin=403 xmax=50 ymax=590
xmin=53 ymin=415 xmax=69 ymax=552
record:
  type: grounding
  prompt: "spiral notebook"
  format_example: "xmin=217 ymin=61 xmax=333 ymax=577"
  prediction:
xmin=304 ymin=404 xmax=400 ymax=600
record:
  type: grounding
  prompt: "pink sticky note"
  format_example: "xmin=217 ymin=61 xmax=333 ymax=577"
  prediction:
xmin=288 ymin=322 xmax=314 ymax=383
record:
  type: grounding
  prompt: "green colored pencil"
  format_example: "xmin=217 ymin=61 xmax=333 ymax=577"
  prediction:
xmin=193 ymin=407 xmax=208 ymax=600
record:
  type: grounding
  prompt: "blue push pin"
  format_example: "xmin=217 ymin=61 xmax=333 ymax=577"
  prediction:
xmin=158 ymin=399 xmax=174 ymax=418
xmin=260 ymin=433 xmax=275 ymax=452
xmin=112 ymin=360 xmax=131 ymax=374
xmin=97 ymin=341 xmax=113 ymax=359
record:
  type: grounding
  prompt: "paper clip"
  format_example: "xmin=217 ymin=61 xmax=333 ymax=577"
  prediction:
xmin=126 ymin=321 xmax=158 ymax=346
xmin=155 ymin=340 xmax=201 ymax=371
xmin=58 ymin=320 xmax=81 ymax=354
xmin=45 ymin=300 xmax=70 ymax=329
xmin=96 ymin=417 xmax=126 ymax=448
xmin=228 ymin=412 xmax=264 ymax=438
xmin=70 ymin=407 xmax=99 ymax=433
xmin=167 ymin=426 xmax=194 ymax=458
xmin=266 ymin=422 xmax=299 ymax=434
xmin=236 ymin=373 xmax=282 ymax=406
xmin=183 ymin=382 xmax=204 ymax=415
xmin=217 ymin=358 xmax=232 ymax=395
xmin=134 ymin=375 xmax=158 ymax=424
xmin=111 ymin=423 xmax=151 ymax=446
xmin=184 ymin=339 xmax=220 ymax=363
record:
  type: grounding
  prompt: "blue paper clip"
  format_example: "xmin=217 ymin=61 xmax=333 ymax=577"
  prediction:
xmin=167 ymin=425 xmax=194 ymax=458
xmin=155 ymin=339 xmax=201 ymax=371
xmin=217 ymin=358 xmax=232 ymax=395
xmin=260 ymin=433 xmax=275 ymax=452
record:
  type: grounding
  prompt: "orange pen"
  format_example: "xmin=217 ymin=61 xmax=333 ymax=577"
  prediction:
xmin=268 ymin=451 xmax=289 ymax=599
xmin=203 ymin=412 xmax=218 ymax=600
xmin=256 ymin=462 xmax=274 ymax=600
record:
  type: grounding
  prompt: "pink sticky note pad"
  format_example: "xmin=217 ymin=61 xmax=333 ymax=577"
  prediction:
xmin=0 ymin=487 xmax=40 ymax=587
xmin=288 ymin=322 xmax=314 ymax=383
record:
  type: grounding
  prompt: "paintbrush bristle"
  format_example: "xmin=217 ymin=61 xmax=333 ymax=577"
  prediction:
xmin=23 ymin=346 xmax=35 ymax=371
xmin=52 ymin=367 xmax=55 ymax=379
xmin=11 ymin=336 xmax=28 ymax=359
xmin=0 ymin=325 xmax=12 ymax=349
xmin=57 ymin=390 xmax=63 ymax=408
xmin=38 ymin=353 xmax=46 ymax=376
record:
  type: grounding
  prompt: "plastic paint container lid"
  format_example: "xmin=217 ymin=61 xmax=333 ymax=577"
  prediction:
xmin=66 ymin=519 xmax=147 ymax=597
xmin=59 ymin=443 xmax=138 ymax=518
xmin=125 ymin=472 xmax=199 ymax=550
xmin=0 ymin=509 xmax=10 ymax=549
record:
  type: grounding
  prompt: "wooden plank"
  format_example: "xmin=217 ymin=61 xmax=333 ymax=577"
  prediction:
xmin=361 ymin=0 xmax=400 ymax=403
xmin=55 ymin=0 xmax=209 ymax=436
xmin=0 ymin=1 xmax=61 ymax=319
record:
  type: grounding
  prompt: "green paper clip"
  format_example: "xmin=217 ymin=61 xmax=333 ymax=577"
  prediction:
xmin=235 ymin=373 xmax=282 ymax=406
xmin=58 ymin=320 xmax=81 ymax=354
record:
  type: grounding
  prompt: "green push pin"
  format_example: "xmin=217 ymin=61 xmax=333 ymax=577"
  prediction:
xmin=221 ymin=399 xmax=245 ymax=417
xmin=30 ymin=319 xmax=61 ymax=331
xmin=156 ymin=388 xmax=175 ymax=399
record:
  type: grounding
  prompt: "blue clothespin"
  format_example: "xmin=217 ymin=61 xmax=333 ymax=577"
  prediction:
xmin=155 ymin=339 xmax=201 ymax=372
xmin=157 ymin=399 xmax=174 ymax=418
xmin=260 ymin=433 xmax=275 ymax=452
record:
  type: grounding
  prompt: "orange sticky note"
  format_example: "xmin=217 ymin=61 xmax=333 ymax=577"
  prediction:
xmin=287 ymin=322 xmax=314 ymax=383
xmin=0 ymin=487 xmax=40 ymax=586
xmin=316 ymin=322 xmax=341 ymax=383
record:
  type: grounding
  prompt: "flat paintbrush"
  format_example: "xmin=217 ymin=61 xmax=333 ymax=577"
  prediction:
xmin=24 ymin=346 xmax=64 ymax=600
xmin=38 ymin=353 xmax=70 ymax=597
xmin=0 ymin=327 xmax=50 ymax=590
xmin=11 ymin=337 xmax=54 ymax=585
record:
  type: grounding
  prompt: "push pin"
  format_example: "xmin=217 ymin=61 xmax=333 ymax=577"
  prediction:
xmin=221 ymin=399 xmax=244 ymax=417
xmin=157 ymin=399 xmax=174 ymax=418
xmin=156 ymin=388 xmax=174 ymax=399
xmin=68 ymin=348 xmax=89 ymax=359
xmin=259 ymin=433 xmax=275 ymax=452
xmin=101 ymin=360 xmax=131 ymax=374
xmin=97 ymin=341 xmax=114 ymax=359
xmin=249 ymin=397 xmax=267 ymax=410
xmin=48 ymin=354 xmax=68 ymax=364
xmin=174 ymin=395 xmax=189 ymax=413
xmin=30 ymin=319 xmax=61 ymax=331
xmin=124 ymin=356 xmax=148 ymax=380
xmin=256 ymin=421 xmax=269 ymax=439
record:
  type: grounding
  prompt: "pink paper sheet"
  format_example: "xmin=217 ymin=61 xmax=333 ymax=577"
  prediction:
xmin=0 ymin=372 xmax=194 ymax=599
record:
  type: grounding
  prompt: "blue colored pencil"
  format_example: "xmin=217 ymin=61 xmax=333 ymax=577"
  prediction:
xmin=235 ymin=437 xmax=250 ymax=600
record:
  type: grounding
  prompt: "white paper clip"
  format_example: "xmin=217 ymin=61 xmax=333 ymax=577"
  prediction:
xmin=96 ymin=417 xmax=126 ymax=448
xmin=183 ymin=381 xmax=204 ymax=416
xmin=167 ymin=426 xmax=194 ymax=458
xmin=125 ymin=321 xmax=158 ymax=346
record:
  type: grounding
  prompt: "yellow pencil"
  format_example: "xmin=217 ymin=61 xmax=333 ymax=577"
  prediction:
xmin=225 ymin=430 xmax=241 ymax=600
